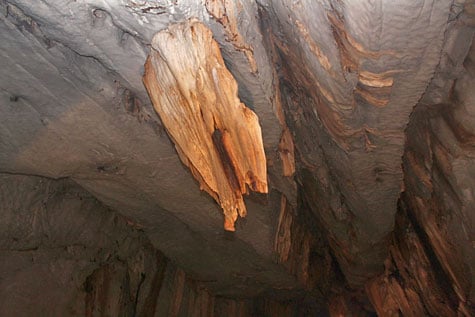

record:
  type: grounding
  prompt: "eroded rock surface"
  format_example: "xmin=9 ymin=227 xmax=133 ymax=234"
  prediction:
xmin=367 ymin=30 xmax=475 ymax=316
xmin=0 ymin=0 xmax=475 ymax=316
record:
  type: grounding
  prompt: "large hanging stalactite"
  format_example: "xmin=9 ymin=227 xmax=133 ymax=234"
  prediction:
xmin=143 ymin=20 xmax=268 ymax=231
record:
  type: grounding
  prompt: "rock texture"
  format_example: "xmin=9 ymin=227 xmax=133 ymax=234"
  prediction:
xmin=0 ymin=174 xmax=319 ymax=316
xmin=266 ymin=0 xmax=455 ymax=288
xmin=0 ymin=0 xmax=475 ymax=316
xmin=367 ymin=25 xmax=475 ymax=316
xmin=0 ymin=173 xmax=177 ymax=316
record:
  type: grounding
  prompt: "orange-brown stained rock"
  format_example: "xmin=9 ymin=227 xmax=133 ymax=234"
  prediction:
xmin=278 ymin=128 xmax=296 ymax=177
xmin=143 ymin=20 xmax=267 ymax=231
xmin=205 ymin=0 xmax=258 ymax=73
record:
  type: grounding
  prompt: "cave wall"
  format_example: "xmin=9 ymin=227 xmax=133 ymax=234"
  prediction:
xmin=0 ymin=174 xmax=165 ymax=316
xmin=1 ymin=0 xmax=475 ymax=316
xmin=0 ymin=174 xmax=322 ymax=317
xmin=266 ymin=0 xmax=456 ymax=288
xmin=367 ymin=30 xmax=475 ymax=317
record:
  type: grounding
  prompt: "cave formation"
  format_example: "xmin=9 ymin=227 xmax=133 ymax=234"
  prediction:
xmin=0 ymin=0 xmax=474 ymax=316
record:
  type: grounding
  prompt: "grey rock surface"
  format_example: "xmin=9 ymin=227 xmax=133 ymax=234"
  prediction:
xmin=0 ymin=0 xmax=474 ymax=315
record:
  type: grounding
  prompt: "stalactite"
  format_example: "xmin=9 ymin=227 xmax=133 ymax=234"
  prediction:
xmin=143 ymin=20 xmax=268 ymax=231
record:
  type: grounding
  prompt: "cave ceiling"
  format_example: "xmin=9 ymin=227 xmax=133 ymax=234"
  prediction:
xmin=0 ymin=0 xmax=474 ymax=315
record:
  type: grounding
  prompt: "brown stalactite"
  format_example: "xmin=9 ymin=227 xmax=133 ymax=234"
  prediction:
xmin=143 ymin=20 xmax=267 ymax=231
